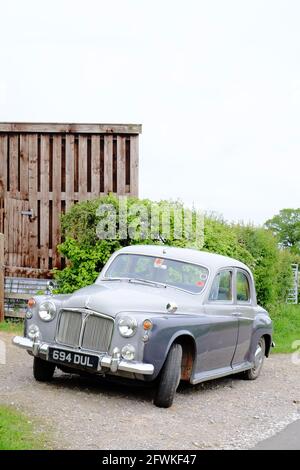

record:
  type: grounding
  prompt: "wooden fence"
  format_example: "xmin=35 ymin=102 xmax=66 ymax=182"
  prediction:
xmin=0 ymin=122 xmax=141 ymax=278
xmin=0 ymin=234 xmax=4 ymax=321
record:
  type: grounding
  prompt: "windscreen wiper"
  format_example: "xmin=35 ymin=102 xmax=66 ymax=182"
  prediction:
xmin=128 ymin=278 xmax=167 ymax=288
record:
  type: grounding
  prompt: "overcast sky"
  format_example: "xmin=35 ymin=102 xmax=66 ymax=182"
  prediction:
xmin=0 ymin=0 xmax=299 ymax=225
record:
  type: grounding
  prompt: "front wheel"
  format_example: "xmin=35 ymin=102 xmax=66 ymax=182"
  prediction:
xmin=154 ymin=343 xmax=182 ymax=408
xmin=33 ymin=357 xmax=56 ymax=382
xmin=243 ymin=337 xmax=265 ymax=380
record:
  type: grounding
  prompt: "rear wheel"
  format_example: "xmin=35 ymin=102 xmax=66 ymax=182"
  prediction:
xmin=154 ymin=343 xmax=182 ymax=408
xmin=33 ymin=357 xmax=56 ymax=382
xmin=243 ymin=337 xmax=265 ymax=380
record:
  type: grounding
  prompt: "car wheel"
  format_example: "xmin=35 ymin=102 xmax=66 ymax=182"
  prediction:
xmin=243 ymin=337 xmax=265 ymax=380
xmin=154 ymin=343 xmax=182 ymax=408
xmin=33 ymin=357 xmax=56 ymax=382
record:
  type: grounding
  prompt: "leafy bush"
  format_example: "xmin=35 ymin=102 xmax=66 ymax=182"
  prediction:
xmin=54 ymin=195 xmax=202 ymax=293
xmin=233 ymin=225 xmax=293 ymax=306
xmin=54 ymin=195 xmax=294 ymax=306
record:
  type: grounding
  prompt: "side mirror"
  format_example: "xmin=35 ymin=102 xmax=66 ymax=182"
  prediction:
xmin=46 ymin=280 xmax=55 ymax=296
xmin=166 ymin=302 xmax=178 ymax=313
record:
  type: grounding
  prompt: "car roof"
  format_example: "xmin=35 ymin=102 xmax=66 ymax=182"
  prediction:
xmin=116 ymin=245 xmax=251 ymax=272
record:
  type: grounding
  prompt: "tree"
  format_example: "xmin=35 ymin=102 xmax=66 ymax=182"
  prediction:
xmin=265 ymin=208 xmax=300 ymax=254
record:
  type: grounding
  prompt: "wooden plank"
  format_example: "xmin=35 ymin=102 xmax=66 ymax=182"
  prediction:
xmin=3 ymin=197 xmax=9 ymax=263
xmin=28 ymin=134 xmax=38 ymax=269
xmin=78 ymin=135 xmax=87 ymax=200
xmin=39 ymin=135 xmax=50 ymax=270
xmin=0 ymin=123 xmax=142 ymax=135
xmin=0 ymin=233 xmax=4 ymax=322
xmin=5 ymin=266 xmax=52 ymax=278
xmin=19 ymin=134 xmax=29 ymax=199
xmin=91 ymin=135 xmax=100 ymax=197
xmin=104 ymin=135 xmax=113 ymax=194
xmin=6 ymin=198 xmax=18 ymax=268
xmin=0 ymin=135 xmax=7 ymax=235
xmin=52 ymin=135 xmax=61 ymax=268
xmin=5 ymin=310 xmax=25 ymax=319
xmin=20 ymin=200 xmax=30 ymax=267
xmin=117 ymin=136 xmax=126 ymax=194
xmin=130 ymin=135 xmax=139 ymax=197
xmin=0 ymin=135 xmax=7 ymax=198
xmin=65 ymin=135 xmax=75 ymax=211
xmin=9 ymin=135 xmax=18 ymax=197
xmin=5 ymin=292 xmax=31 ymax=300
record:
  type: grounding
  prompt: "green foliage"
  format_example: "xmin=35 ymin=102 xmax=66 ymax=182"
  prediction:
xmin=234 ymin=225 xmax=284 ymax=306
xmin=265 ymin=208 xmax=300 ymax=254
xmin=55 ymin=195 xmax=202 ymax=293
xmin=0 ymin=320 xmax=23 ymax=334
xmin=54 ymin=195 xmax=294 ymax=306
xmin=269 ymin=304 xmax=300 ymax=353
xmin=203 ymin=217 xmax=255 ymax=268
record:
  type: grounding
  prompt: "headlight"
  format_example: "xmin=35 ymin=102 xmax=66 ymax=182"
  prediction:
xmin=118 ymin=316 xmax=137 ymax=338
xmin=121 ymin=344 xmax=135 ymax=361
xmin=28 ymin=324 xmax=40 ymax=340
xmin=38 ymin=301 xmax=57 ymax=322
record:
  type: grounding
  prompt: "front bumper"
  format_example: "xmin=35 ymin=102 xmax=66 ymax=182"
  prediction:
xmin=12 ymin=336 xmax=154 ymax=376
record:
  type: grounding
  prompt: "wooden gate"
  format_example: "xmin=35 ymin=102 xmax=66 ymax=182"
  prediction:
xmin=0 ymin=123 xmax=141 ymax=277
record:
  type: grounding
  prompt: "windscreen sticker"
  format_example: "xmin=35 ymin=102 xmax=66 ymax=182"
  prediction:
xmin=154 ymin=258 xmax=167 ymax=269
xmin=196 ymin=281 xmax=205 ymax=287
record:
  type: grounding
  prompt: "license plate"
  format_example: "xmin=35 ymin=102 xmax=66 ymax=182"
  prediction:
xmin=48 ymin=348 xmax=99 ymax=370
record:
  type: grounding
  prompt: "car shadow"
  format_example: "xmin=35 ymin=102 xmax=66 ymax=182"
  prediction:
xmin=46 ymin=369 xmax=243 ymax=404
xmin=49 ymin=371 xmax=156 ymax=402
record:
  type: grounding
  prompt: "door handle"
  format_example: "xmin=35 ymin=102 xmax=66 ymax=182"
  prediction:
xmin=232 ymin=312 xmax=241 ymax=317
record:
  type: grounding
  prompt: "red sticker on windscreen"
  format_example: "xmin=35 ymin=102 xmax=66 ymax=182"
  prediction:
xmin=154 ymin=258 xmax=166 ymax=269
xmin=196 ymin=281 xmax=205 ymax=287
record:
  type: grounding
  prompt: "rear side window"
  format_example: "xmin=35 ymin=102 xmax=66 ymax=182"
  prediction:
xmin=209 ymin=270 xmax=232 ymax=301
xmin=236 ymin=271 xmax=250 ymax=302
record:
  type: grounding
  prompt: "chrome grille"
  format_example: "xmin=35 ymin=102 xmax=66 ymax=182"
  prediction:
xmin=56 ymin=310 xmax=82 ymax=347
xmin=56 ymin=309 xmax=114 ymax=352
xmin=82 ymin=315 xmax=113 ymax=352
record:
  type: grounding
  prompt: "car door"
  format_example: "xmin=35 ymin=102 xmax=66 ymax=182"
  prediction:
xmin=231 ymin=269 xmax=255 ymax=365
xmin=200 ymin=268 xmax=239 ymax=373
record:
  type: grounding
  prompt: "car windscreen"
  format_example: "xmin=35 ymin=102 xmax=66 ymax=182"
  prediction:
xmin=104 ymin=254 xmax=209 ymax=293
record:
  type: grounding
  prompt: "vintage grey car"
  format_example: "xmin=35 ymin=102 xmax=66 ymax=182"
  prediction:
xmin=13 ymin=245 xmax=273 ymax=408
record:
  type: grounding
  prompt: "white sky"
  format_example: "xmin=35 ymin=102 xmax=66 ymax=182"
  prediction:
xmin=0 ymin=0 xmax=299 ymax=225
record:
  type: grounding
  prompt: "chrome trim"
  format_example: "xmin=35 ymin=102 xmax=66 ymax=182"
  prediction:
xmin=55 ymin=308 xmax=115 ymax=352
xmin=191 ymin=362 xmax=252 ymax=385
xmin=12 ymin=336 xmax=154 ymax=376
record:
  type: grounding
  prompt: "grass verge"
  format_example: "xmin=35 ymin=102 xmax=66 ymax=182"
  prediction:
xmin=269 ymin=303 xmax=300 ymax=353
xmin=0 ymin=320 xmax=24 ymax=335
xmin=0 ymin=405 xmax=47 ymax=450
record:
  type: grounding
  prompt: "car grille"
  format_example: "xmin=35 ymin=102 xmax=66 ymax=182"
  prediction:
xmin=56 ymin=310 xmax=114 ymax=352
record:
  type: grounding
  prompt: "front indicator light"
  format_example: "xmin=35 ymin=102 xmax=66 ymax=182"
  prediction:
xmin=27 ymin=298 xmax=36 ymax=309
xmin=143 ymin=319 xmax=153 ymax=331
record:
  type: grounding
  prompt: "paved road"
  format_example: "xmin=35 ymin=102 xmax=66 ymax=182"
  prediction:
xmin=254 ymin=419 xmax=300 ymax=450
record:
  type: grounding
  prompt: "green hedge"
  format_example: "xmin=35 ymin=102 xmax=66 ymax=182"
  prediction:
xmin=54 ymin=195 xmax=294 ymax=307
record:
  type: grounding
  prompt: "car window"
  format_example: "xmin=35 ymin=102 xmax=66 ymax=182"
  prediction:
xmin=209 ymin=270 xmax=232 ymax=301
xmin=236 ymin=271 xmax=250 ymax=302
xmin=104 ymin=254 xmax=209 ymax=293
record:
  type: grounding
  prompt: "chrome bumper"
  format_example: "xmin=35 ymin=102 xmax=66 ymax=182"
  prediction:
xmin=12 ymin=336 xmax=154 ymax=376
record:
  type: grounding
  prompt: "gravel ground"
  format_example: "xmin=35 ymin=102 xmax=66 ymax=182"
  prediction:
xmin=1 ymin=331 xmax=300 ymax=450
